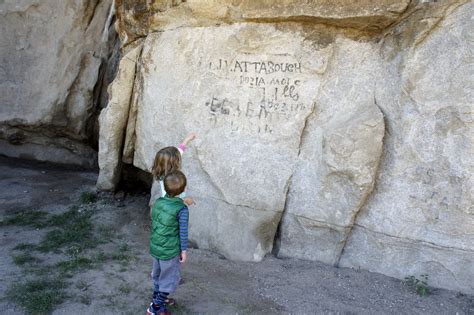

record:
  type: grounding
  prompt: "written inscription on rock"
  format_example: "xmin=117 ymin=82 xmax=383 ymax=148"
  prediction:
xmin=203 ymin=56 xmax=314 ymax=135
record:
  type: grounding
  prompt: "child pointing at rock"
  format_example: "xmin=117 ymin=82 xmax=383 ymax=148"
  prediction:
xmin=149 ymin=133 xmax=197 ymax=208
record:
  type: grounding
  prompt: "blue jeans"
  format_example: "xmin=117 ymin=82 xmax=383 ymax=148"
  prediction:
xmin=151 ymin=256 xmax=181 ymax=293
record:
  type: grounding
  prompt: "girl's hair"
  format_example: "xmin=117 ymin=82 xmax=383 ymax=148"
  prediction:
xmin=152 ymin=146 xmax=181 ymax=180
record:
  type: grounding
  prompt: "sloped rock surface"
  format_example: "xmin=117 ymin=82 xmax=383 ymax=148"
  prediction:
xmin=0 ymin=0 xmax=115 ymax=167
xmin=339 ymin=0 xmax=474 ymax=294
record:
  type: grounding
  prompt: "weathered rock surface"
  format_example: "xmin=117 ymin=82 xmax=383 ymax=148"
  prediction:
xmin=0 ymin=0 xmax=115 ymax=167
xmin=276 ymin=38 xmax=385 ymax=266
xmin=115 ymin=0 xmax=411 ymax=44
xmin=97 ymin=43 xmax=142 ymax=190
xmin=130 ymin=24 xmax=333 ymax=261
xmin=339 ymin=0 xmax=474 ymax=294
xmin=96 ymin=0 xmax=473 ymax=294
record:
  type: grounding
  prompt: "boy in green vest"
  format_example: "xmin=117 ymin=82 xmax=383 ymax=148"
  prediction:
xmin=147 ymin=171 xmax=189 ymax=315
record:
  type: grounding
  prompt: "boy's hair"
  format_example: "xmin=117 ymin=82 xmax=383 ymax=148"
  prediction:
xmin=152 ymin=146 xmax=181 ymax=180
xmin=164 ymin=171 xmax=187 ymax=197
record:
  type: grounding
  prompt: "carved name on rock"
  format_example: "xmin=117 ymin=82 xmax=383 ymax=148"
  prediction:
xmin=131 ymin=24 xmax=332 ymax=260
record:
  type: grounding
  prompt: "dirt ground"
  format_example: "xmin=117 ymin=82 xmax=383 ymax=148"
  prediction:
xmin=0 ymin=156 xmax=473 ymax=315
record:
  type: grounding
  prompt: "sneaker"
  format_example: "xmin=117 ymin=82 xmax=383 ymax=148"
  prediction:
xmin=147 ymin=303 xmax=172 ymax=315
xmin=146 ymin=304 xmax=158 ymax=315
xmin=152 ymin=292 xmax=175 ymax=305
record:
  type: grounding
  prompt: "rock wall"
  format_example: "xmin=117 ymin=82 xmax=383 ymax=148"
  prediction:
xmin=0 ymin=0 xmax=117 ymax=167
xmin=98 ymin=0 xmax=473 ymax=293
xmin=339 ymin=0 xmax=474 ymax=293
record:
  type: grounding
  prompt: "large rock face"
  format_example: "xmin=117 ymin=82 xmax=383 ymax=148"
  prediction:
xmin=131 ymin=24 xmax=333 ymax=261
xmin=98 ymin=0 xmax=474 ymax=294
xmin=0 ymin=0 xmax=116 ymax=167
xmin=339 ymin=0 xmax=474 ymax=293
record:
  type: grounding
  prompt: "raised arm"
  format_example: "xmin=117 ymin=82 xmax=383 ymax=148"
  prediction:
xmin=180 ymin=132 xmax=197 ymax=150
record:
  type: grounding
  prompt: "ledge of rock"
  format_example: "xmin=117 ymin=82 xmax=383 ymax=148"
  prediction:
xmin=115 ymin=0 xmax=411 ymax=44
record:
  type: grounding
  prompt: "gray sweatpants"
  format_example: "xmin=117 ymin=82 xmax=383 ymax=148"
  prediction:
xmin=151 ymin=256 xmax=181 ymax=293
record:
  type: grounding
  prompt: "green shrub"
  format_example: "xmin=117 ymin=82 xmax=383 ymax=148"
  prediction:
xmin=404 ymin=274 xmax=431 ymax=296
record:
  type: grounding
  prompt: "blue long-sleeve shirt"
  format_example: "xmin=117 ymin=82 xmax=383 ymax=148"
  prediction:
xmin=177 ymin=207 xmax=189 ymax=251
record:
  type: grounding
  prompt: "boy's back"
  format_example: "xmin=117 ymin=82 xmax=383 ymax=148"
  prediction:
xmin=147 ymin=171 xmax=189 ymax=315
xmin=151 ymin=196 xmax=186 ymax=260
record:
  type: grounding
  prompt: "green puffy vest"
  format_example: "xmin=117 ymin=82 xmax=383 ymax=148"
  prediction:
xmin=150 ymin=195 xmax=185 ymax=260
